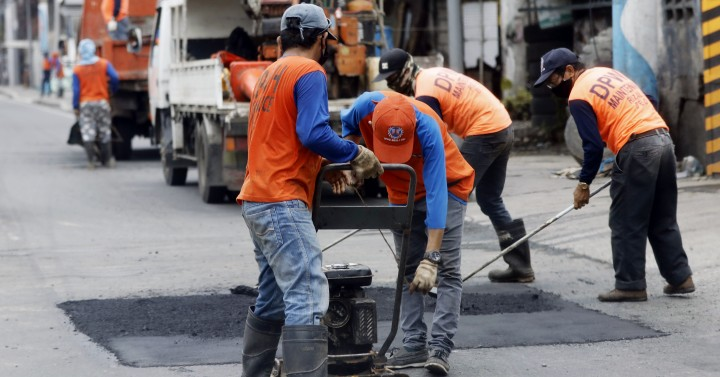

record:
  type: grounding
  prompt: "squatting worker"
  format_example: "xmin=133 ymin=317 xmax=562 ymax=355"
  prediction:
xmin=236 ymin=4 xmax=383 ymax=377
xmin=375 ymin=48 xmax=534 ymax=283
xmin=101 ymin=0 xmax=130 ymax=41
xmin=73 ymin=39 xmax=119 ymax=169
xmin=534 ymin=48 xmax=695 ymax=302
xmin=342 ymin=91 xmax=474 ymax=375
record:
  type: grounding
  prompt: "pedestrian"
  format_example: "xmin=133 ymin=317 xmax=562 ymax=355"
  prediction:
xmin=236 ymin=4 xmax=383 ymax=377
xmin=101 ymin=0 xmax=130 ymax=40
xmin=534 ymin=47 xmax=695 ymax=302
xmin=375 ymin=48 xmax=535 ymax=283
xmin=40 ymin=53 xmax=52 ymax=97
xmin=51 ymin=51 xmax=65 ymax=98
xmin=342 ymin=91 xmax=475 ymax=375
xmin=73 ymin=39 xmax=119 ymax=169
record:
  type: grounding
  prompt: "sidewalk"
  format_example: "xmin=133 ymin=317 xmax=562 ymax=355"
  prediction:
xmin=0 ymin=85 xmax=74 ymax=112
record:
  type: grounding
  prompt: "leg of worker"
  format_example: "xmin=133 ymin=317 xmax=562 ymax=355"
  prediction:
xmin=391 ymin=201 xmax=429 ymax=351
xmin=428 ymin=198 xmax=465 ymax=354
xmin=80 ymin=102 xmax=98 ymax=168
xmin=647 ymin=134 xmax=692 ymax=285
xmin=609 ymin=140 xmax=656 ymax=291
xmin=97 ymin=101 xmax=114 ymax=166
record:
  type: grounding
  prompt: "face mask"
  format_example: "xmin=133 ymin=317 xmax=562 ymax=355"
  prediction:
xmin=387 ymin=65 xmax=416 ymax=96
xmin=318 ymin=36 xmax=329 ymax=66
xmin=551 ymin=78 xmax=573 ymax=98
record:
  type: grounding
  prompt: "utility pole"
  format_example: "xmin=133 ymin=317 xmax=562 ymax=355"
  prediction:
xmin=24 ymin=0 xmax=32 ymax=87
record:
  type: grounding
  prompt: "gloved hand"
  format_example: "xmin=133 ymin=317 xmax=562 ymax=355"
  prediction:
xmin=409 ymin=259 xmax=437 ymax=294
xmin=350 ymin=145 xmax=383 ymax=179
xmin=107 ymin=18 xmax=118 ymax=32
xmin=573 ymin=183 xmax=590 ymax=209
xmin=324 ymin=170 xmax=351 ymax=195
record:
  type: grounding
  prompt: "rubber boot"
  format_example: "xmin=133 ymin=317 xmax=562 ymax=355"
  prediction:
xmin=488 ymin=218 xmax=535 ymax=282
xmin=242 ymin=306 xmax=283 ymax=377
xmin=281 ymin=325 xmax=328 ymax=377
xmin=99 ymin=142 xmax=115 ymax=168
xmin=83 ymin=142 xmax=98 ymax=170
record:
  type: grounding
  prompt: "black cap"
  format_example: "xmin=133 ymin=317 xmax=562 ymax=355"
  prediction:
xmin=533 ymin=48 xmax=579 ymax=87
xmin=373 ymin=48 xmax=411 ymax=82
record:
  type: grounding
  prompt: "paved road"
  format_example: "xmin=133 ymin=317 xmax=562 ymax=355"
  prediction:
xmin=1 ymin=96 xmax=719 ymax=376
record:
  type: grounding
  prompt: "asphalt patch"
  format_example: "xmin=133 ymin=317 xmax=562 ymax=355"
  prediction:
xmin=59 ymin=284 xmax=663 ymax=367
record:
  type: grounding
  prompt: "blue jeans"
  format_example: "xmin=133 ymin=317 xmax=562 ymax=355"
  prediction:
xmin=391 ymin=198 xmax=465 ymax=354
xmin=241 ymin=200 xmax=329 ymax=325
xmin=108 ymin=17 xmax=130 ymax=41
xmin=460 ymin=126 xmax=514 ymax=228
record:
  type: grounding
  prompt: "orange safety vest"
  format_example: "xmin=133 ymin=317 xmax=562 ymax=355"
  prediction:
xmin=73 ymin=59 xmax=111 ymax=103
xmin=415 ymin=67 xmax=511 ymax=138
xmin=101 ymin=0 xmax=128 ymax=22
xmin=569 ymin=67 xmax=667 ymax=154
xmin=237 ymin=56 xmax=329 ymax=207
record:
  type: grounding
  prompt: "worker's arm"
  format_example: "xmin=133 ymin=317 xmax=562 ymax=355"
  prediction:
xmin=106 ymin=62 xmax=119 ymax=94
xmin=341 ymin=91 xmax=387 ymax=138
xmin=72 ymin=75 xmax=81 ymax=110
xmin=415 ymin=95 xmax=443 ymax=120
xmin=416 ymin=109 xmax=448 ymax=230
xmin=295 ymin=71 xmax=358 ymax=162
xmin=569 ymin=99 xmax=603 ymax=185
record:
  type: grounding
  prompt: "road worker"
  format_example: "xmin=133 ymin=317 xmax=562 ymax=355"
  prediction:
xmin=375 ymin=48 xmax=535 ymax=284
xmin=342 ymin=91 xmax=475 ymax=375
xmin=236 ymin=4 xmax=383 ymax=377
xmin=534 ymin=47 xmax=695 ymax=302
xmin=101 ymin=0 xmax=130 ymax=40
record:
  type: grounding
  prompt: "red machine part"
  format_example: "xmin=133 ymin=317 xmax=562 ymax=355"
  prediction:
xmin=229 ymin=61 xmax=273 ymax=101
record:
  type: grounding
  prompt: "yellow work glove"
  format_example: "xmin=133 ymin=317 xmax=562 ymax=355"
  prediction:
xmin=350 ymin=145 xmax=384 ymax=180
xmin=409 ymin=259 xmax=437 ymax=294
xmin=573 ymin=182 xmax=590 ymax=209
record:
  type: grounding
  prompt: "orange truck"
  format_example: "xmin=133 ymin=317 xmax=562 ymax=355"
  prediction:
xmin=77 ymin=0 xmax=155 ymax=160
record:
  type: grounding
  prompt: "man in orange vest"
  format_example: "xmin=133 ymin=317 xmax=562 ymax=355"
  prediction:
xmin=101 ymin=0 xmax=129 ymax=40
xmin=342 ymin=91 xmax=475 ymax=375
xmin=40 ymin=53 xmax=52 ymax=96
xmin=236 ymin=4 xmax=383 ymax=376
xmin=375 ymin=48 xmax=535 ymax=284
xmin=73 ymin=39 xmax=119 ymax=169
xmin=534 ymin=48 xmax=695 ymax=302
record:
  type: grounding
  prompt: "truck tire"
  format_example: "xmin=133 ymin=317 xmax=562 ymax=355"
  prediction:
xmin=162 ymin=151 xmax=188 ymax=186
xmin=112 ymin=118 xmax=133 ymax=160
xmin=195 ymin=126 xmax=227 ymax=204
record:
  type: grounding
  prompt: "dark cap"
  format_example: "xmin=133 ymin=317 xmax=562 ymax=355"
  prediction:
xmin=372 ymin=48 xmax=411 ymax=82
xmin=281 ymin=3 xmax=337 ymax=41
xmin=533 ymin=48 xmax=579 ymax=87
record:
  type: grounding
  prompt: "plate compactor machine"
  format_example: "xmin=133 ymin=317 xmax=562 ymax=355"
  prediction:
xmin=273 ymin=163 xmax=416 ymax=377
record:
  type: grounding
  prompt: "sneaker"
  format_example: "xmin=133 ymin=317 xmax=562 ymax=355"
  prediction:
xmin=664 ymin=276 xmax=695 ymax=295
xmin=386 ymin=346 xmax=428 ymax=369
xmin=425 ymin=349 xmax=450 ymax=375
xmin=597 ymin=289 xmax=647 ymax=302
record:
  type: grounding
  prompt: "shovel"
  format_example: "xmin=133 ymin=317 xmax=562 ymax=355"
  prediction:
xmin=429 ymin=180 xmax=611 ymax=298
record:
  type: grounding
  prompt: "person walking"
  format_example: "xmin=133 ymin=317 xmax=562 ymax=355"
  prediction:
xmin=236 ymin=4 xmax=383 ymax=377
xmin=342 ymin=91 xmax=475 ymax=375
xmin=374 ymin=48 xmax=535 ymax=283
xmin=534 ymin=47 xmax=695 ymax=302
xmin=72 ymin=39 xmax=119 ymax=169
xmin=40 ymin=53 xmax=52 ymax=97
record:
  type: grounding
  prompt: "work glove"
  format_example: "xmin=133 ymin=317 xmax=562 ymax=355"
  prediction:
xmin=107 ymin=18 xmax=118 ymax=32
xmin=409 ymin=259 xmax=437 ymax=295
xmin=350 ymin=145 xmax=384 ymax=180
xmin=324 ymin=170 xmax=351 ymax=195
xmin=573 ymin=183 xmax=590 ymax=209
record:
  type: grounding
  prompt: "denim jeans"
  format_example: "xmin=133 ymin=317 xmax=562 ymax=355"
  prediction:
xmin=108 ymin=17 xmax=131 ymax=41
xmin=391 ymin=198 xmax=465 ymax=354
xmin=460 ymin=126 xmax=514 ymax=228
xmin=241 ymin=200 xmax=329 ymax=325
xmin=609 ymin=132 xmax=692 ymax=290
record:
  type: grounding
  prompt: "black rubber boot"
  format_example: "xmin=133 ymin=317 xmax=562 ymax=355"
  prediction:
xmin=99 ymin=142 xmax=115 ymax=167
xmin=281 ymin=325 xmax=328 ymax=377
xmin=83 ymin=142 xmax=98 ymax=169
xmin=488 ymin=218 xmax=535 ymax=282
xmin=241 ymin=306 xmax=283 ymax=377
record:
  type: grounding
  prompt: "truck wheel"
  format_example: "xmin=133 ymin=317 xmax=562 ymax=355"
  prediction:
xmin=162 ymin=151 xmax=188 ymax=186
xmin=195 ymin=127 xmax=226 ymax=204
xmin=112 ymin=118 xmax=133 ymax=160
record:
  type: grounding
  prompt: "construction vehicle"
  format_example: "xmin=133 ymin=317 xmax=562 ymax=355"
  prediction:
xmin=77 ymin=0 xmax=156 ymax=160
xmin=147 ymin=0 xmax=384 ymax=203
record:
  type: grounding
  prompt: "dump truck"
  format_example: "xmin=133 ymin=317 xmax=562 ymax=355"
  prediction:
xmin=148 ymin=0 xmax=381 ymax=203
xmin=77 ymin=0 xmax=156 ymax=160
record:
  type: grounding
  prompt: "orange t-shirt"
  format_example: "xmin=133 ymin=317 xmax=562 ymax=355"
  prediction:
xmin=73 ymin=59 xmax=110 ymax=102
xmin=237 ymin=56 xmax=328 ymax=207
xmin=569 ymin=67 xmax=667 ymax=154
xmin=415 ymin=67 xmax=511 ymax=138
xmin=101 ymin=0 xmax=128 ymax=22
xmin=356 ymin=91 xmax=475 ymax=204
